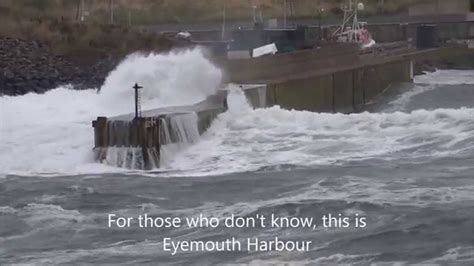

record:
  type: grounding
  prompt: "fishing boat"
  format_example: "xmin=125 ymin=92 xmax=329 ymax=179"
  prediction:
xmin=332 ymin=0 xmax=376 ymax=49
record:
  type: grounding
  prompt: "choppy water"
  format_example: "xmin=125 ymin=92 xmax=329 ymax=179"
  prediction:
xmin=1 ymin=54 xmax=474 ymax=264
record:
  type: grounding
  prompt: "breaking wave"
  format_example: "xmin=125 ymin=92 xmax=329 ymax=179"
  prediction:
xmin=0 ymin=48 xmax=222 ymax=176
xmin=167 ymin=70 xmax=474 ymax=176
xmin=169 ymin=100 xmax=474 ymax=176
xmin=99 ymin=48 xmax=222 ymax=113
xmin=1 ymin=55 xmax=473 ymax=177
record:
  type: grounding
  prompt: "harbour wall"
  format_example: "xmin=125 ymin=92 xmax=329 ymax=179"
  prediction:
xmin=220 ymin=44 xmax=414 ymax=113
xmin=240 ymin=60 xmax=412 ymax=114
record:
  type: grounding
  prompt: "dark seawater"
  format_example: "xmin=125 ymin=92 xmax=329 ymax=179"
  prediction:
xmin=2 ymin=71 xmax=474 ymax=265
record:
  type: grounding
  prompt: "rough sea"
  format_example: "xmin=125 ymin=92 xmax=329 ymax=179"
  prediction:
xmin=1 ymin=49 xmax=474 ymax=264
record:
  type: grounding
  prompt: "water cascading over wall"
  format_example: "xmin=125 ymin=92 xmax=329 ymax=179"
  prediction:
xmin=92 ymin=112 xmax=201 ymax=170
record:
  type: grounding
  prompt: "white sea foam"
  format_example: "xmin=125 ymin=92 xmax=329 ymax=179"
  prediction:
xmin=99 ymin=48 xmax=222 ymax=113
xmin=0 ymin=48 xmax=221 ymax=176
xmin=162 ymin=174 xmax=474 ymax=221
xmin=247 ymin=253 xmax=380 ymax=265
xmin=387 ymin=84 xmax=436 ymax=111
xmin=168 ymin=89 xmax=474 ymax=176
xmin=414 ymin=70 xmax=474 ymax=85
xmin=0 ymin=87 xmax=103 ymax=175
xmin=20 ymin=203 xmax=85 ymax=227
xmin=1 ymin=55 xmax=473 ymax=177
xmin=3 ymin=240 xmax=162 ymax=265
xmin=0 ymin=206 xmax=17 ymax=214
xmin=0 ymin=204 xmax=85 ymax=234
xmin=425 ymin=246 xmax=474 ymax=264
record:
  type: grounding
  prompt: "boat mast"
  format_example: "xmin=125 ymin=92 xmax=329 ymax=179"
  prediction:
xmin=336 ymin=0 xmax=355 ymax=36
xmin=352 ymin=0 xmax=359 ymax=39
xmin=332 ymin=0 xmax=364 ymax=42
xmin=221 ymin=1 xmax=226 ymax=40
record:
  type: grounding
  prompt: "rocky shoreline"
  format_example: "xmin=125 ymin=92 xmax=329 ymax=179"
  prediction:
xmin=0 ymin=37 xmax=118 ymax=96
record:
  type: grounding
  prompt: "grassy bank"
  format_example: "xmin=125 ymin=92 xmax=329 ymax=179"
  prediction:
xmin=0 ymin=19 xmax=175 ymax=65
xmin=0 ymin=0 xmax=425 ymax=63
xmin=0 ymin=1 xmax=177 ymax=64
xmin=0 ymin=0 xmax=425 ymax=25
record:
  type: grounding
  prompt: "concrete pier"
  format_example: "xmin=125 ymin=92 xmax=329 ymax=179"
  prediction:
xmin=92 ymin=117 xmax=161 ymax=170
xmin=92 ymin=87 xmax=262 ymax=169
xmin=221 ymin=42 xmax=416 ymax=113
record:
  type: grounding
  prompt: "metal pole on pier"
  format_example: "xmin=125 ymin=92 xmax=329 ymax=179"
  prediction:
xmin=133 ymin=83 xmax=143 ymax=119
xmin=109 ymin=0 xmax=115 ymax=24
xmin=253 ymin=5 xmax=257 ymax=23
xmin=221 ymin=1 xmax=227 ymax=40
